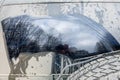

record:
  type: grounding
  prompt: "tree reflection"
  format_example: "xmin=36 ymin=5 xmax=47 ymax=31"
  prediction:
xmin=2 ymin=15 xmax=62 ymax=59
xmin=1 ymin=15 xmax=120 ymax=60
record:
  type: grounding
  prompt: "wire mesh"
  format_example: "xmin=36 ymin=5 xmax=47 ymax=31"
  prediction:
xmin=67 ymin=50 xmax=120 ymax=80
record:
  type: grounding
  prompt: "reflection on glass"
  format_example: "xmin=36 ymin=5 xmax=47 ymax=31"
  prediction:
xmin=1 ymin=15 xmax=120 ymax=59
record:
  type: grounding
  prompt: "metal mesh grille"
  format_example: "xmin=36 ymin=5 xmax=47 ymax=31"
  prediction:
xmin=67 ymin=50 xmax=120 ymax=80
